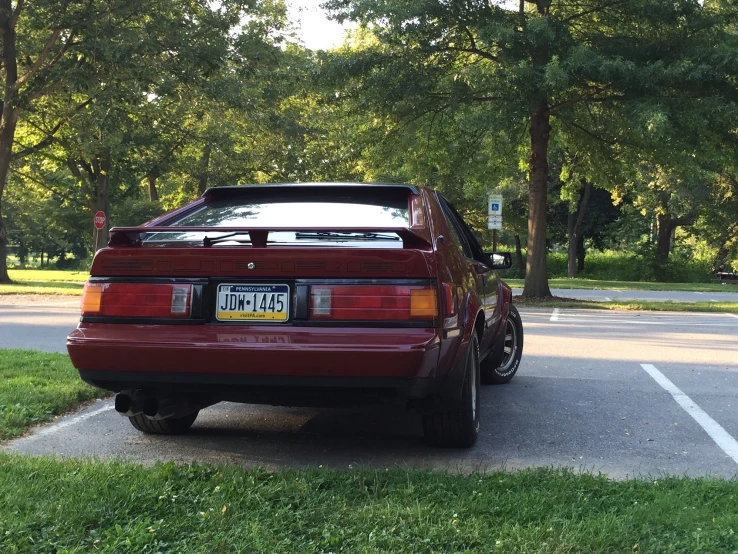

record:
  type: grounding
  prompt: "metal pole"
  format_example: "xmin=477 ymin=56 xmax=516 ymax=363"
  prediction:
xmin=492 ymin=229 xmax=497 ymax=252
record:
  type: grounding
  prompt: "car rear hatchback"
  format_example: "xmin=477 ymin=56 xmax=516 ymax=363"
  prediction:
xmin=68 ymin=183 xmax=521 ymax=447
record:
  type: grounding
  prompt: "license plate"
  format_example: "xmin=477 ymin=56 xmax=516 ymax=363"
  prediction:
xmin=216 ymin=284 xmax=290 ymax=322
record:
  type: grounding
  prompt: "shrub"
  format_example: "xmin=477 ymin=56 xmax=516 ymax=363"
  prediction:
xmin=499 ymin=249 xmax=713 ymax=283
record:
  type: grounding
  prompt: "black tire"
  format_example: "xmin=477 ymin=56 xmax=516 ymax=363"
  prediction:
xmin=481 ymin=303 xmax=523 ymax=384
xmin=128 ymin=411 xmax=199 ymax=435
xmin=422 ymin=333 xmax=480 ymax=448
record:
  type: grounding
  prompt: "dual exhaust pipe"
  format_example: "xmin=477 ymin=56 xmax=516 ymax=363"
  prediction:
xmin=114 ymin=393 xmax=192 ymax=420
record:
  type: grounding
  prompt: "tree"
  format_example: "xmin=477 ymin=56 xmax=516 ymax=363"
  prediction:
xmin=325 ymin=0 xmax=738 ymax=296
xmin=1 ymin=0 xmax=292 ymax=269
xmin=0 ymin=1 xmax=188 ymax=279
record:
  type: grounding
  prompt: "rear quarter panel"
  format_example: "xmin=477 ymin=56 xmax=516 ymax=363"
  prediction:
xmin=422 ymin=189 xmax=482 ymax=376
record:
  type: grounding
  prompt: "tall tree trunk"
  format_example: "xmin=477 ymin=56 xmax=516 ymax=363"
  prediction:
xmin=567 ymin=181 xmax=593 ymax=278
xmin=68 ymin=154 xmax=112 ymax=252
xmin=91 ymin=157 xmax=111 ymax=252
xmin=566 ymin=210 xmax=575 ymax=276
xmin=0 ymin=0 xmax=19 ymax=284
xmin=0 ymin=197 xmax=9 ymax=282
xmin=514 ymin=233 xmax=524 ymax=278
xmin=197 ymin=145 xmax=211 ymax=196
xmin=654 ymin=191 xmax=697 ymax=280
xmin=577 ymin=232 xmax=585 ymax=274
xmin=89 ymin=194 xmax=110 ymax=252
xmin=522 ymin=101 xmax=552 ymax=298
xmin=147 ymin=174 xmax=159 ymax=202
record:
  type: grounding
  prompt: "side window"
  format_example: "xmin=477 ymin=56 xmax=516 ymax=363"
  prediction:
xmin=438 ymin=195 xmax=487 ymax=263
xmin=438 ymin=197 xmax=473 ymax=259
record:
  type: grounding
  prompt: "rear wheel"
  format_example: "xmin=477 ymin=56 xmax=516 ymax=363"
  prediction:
xmin=128 ymin=411 xmax=199 ymax=435
xmin=422 ymin=334 xmax=480 ymax=448
xmin=481 ymin=304 xmax=523 ymax=384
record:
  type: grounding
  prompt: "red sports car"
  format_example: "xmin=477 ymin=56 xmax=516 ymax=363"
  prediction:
xmin=68 ymin=183 xmax=523 ymax=447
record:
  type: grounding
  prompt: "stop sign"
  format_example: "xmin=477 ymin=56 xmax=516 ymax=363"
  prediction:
xmin=94 ymin=211 xmax=106 ymax=230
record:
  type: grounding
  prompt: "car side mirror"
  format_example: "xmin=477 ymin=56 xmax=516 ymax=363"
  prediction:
xmin=485 ymin=252 xmax=512 ymax=270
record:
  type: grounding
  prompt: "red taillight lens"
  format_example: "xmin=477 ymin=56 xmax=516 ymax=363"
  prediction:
xmin=442 ymin=283 xmax=457 ymax=316
xmin=81 ymin=283 xmax=192 ymax=318
xmin=309 ymin=285 xmax=437 ymax=321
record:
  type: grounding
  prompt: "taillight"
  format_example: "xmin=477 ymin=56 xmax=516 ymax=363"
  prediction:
xmin=81 ymin=283 xmax=192 ymax=318
xmin=442 ymin=283 xmax=457 ymax=316
xmin=309 ymin=285 xmax=437 ymax=321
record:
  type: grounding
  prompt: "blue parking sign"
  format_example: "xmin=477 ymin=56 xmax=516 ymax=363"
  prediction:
xmin=491 ymin=203 xmax=500 ymax=211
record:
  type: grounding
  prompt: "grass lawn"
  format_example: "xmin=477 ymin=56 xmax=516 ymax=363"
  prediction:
xmin=8 ymin=269 xmax=89 ymax=282
xmin=1 ymin=269 xmax=87 ymax=295
xmin=514 ymin=297 xmax=738 ymax=313
xmin=505 ymin=277 xmax=736 ymax=293
xmin=1 ymin=456 xmax=738 ymax=553
xmin=0 ymin=349 xmax=102 ymax=440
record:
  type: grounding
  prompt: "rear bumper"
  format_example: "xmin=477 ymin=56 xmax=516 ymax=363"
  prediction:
xmin=68 ymin=324 xmax=446 ymax=401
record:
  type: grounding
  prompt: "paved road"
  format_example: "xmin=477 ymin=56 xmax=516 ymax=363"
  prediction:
xmin=3 ymin=299 xmax=738 ymax=478
xmin=512 ymin=287 xmax=738 ymax=303
xmin=0 ymin=299 xmax=79 ymax=352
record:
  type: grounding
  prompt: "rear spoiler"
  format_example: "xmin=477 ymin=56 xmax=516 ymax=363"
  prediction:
xmin=108 ymin=226 xmax=432 ymax=249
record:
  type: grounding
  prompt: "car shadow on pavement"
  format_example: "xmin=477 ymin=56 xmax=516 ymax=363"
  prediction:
xmin=175 ymin=403 xmax=469 ymax=469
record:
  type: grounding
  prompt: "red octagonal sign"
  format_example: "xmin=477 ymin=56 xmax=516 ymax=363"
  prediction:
xmin=94 ymin=211 xmax=106 ymax=230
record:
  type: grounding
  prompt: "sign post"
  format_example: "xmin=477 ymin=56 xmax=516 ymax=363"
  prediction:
xmin=94 ymin=211 xmax=106 ymax=230
xmin=93 ymin=210 xmax=106 ymax=251
xmin=487 ymin=194 xmax=503 ymax=252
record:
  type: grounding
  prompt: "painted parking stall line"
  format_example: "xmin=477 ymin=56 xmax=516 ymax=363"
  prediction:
xmin=26 ymin=402 xmax=114 ymax=440
xmin=640 ymin=364 xmax=738 ymax=466
xmin=550 ymin=308 xmax=560 ymax=322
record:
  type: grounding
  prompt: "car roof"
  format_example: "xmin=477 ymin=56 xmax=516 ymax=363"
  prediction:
xmin=201 ymin=182 xmax=420 ymax=198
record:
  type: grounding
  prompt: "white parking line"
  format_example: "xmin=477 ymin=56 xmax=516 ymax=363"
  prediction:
xmin=640 ymin=364 xmax=738 ymax=466
xmin=25 ymin=402 xmax=114 ymax=439
xmin=545 ymin=316 xmax=738 ymax=327
xmin=727 ymin=314 xmax=738 ymax=319
xmin=604 ymin=297 xmax=612 ymax=301
xmin=550 ymin=308 xmax=560 ymax=322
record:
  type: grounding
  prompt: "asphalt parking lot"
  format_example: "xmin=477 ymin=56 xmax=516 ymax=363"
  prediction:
xmin=2 ymin=299 xmax=738 ymax=478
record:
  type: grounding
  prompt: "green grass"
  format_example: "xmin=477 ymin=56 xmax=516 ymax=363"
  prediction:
xmin=1 ymin=456 xmax=738 ymax=553
xmin=8 ymin=269 xmax=89 ymax=282
xmin=1 ymin=269 xmax=87 ymax=295
xmin=0 ymin=350 xmax=102 ymax=440
xmin=514 ymin=297 xmax=738 ymax=313
xmin=0 ymin=281 xmax=84 ymax=295
xmin=505 ymin=278 xmax=735 ymax=293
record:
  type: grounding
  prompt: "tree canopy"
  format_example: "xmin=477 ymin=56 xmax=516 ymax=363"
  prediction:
xmin=1 ymin=0 xmax=738 ymax=291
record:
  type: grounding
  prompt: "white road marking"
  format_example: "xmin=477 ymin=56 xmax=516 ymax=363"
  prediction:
xmin=710 ymin=299 xmax=719 ymax=302
xmin=550 ymin=308 xmax=560 ymax=322
xmin=728 ymin=314 xmax=738 ymax=319
xmin=24 ymin=402 xmax=114 ymax=439
xmin=640 ymin=364 xmax=738 ymax=466
xmin=604 ymin=297 xmax=612 ymax=301
xmin=695 ymin=292 xmax=704 ymax=295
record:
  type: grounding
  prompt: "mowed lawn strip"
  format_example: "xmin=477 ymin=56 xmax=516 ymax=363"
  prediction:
xmin=8 ymin=269 xmax=90 ymax=282
xmin=514 ymin=297 xmax=738 ymax=314
xmin=2 ymin=269 xmax=87 ymax=296
xmin=0 ymin=349 xmax=102 ymax=440
xmin=505 ymin=277 xmax=736 ymax=293
xmin=1 ymin=455 xmax=738 ymax=554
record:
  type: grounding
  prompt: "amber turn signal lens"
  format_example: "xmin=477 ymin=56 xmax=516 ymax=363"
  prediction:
xmin=81 ymin=282 xmax=103 ymax=315
xmin=410 ymin=288 xmax=437 ymax=317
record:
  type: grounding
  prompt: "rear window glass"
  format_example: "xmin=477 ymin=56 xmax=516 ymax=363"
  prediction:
xmin=172 ymin=201 xmax=408 ymax=227
xmin=143 ymin=196 xmax=409 ymax=247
